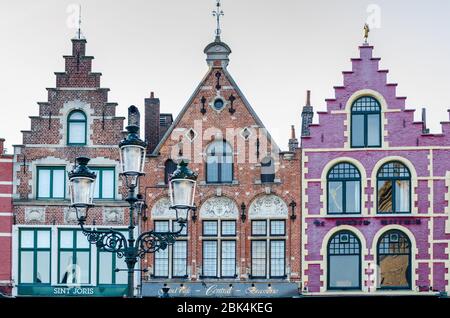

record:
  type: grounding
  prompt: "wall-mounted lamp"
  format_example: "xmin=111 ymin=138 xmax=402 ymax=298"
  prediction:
xmin=191 ymin=208 xmax=197 ymax=222
xmin=240 ymin=202 xmax=246 ymax=223
xmin=289 ymin=200 xmax=297 ymax=221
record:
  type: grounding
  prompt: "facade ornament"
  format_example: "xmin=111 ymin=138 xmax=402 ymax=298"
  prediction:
xmin=64 ymin=207 xmax=78 ymax=224
xmin=103 ymin=208 xmax=124 ymax=224
xmin=151 ymin=197 xmax=176 ymax=218
xmin=25 ymin=207 xmax=45 ymax=223
xmin=249 ymin=194 xmax=288 ymax=218
xmin=200 ymin=197 xmax=238 ymax=219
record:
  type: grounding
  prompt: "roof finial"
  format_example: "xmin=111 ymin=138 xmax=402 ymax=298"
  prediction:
xmin=363 ymin=23 xmax=370 ymax=44
xmin=212 ymin=0 xmax=224 ymax=41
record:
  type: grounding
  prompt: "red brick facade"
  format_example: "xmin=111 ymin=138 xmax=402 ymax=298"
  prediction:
xmin=0 ymin=139 xmax=13 ymax=296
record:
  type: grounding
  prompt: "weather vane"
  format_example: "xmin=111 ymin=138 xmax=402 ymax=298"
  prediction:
xmin=364 ymin=23 xmax=370 ymax=44
xmin=212 ymin=0 xmax=224 ymax=38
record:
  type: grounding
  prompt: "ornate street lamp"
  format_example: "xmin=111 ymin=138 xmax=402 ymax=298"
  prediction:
xmin=67 ymin=106 xmax=198 ymax=298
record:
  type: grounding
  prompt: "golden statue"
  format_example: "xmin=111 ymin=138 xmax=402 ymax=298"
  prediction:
xmin=364 ymin=23 xmax=370 ymax=44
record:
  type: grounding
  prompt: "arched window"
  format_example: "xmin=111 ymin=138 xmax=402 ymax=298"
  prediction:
xmin=351 ymin=96 xmax=381 ymax=148
xmin=327 ymin=231 xmax=361 ymax=290
xmin=206 ymin=140 xmax=233 ymax=183
xmin=377 ymin=230 xmax=411 ymax=289
xmin=327 ymin=163 xmax=361 ymax=214
xmin=67 ymin=110 xmax=87 ymax=145
xmin=260 ymin=156 xmax=275 ymax=183
xmin=164 ymin=159 xmax=177 ymax=185
xmin=377 ymin=161 xmax=411 ymax=214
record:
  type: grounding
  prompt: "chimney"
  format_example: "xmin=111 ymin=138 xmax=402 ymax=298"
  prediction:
xmin=422 ymin=108 xmax=430 ymax=134
xmin=301 ymin=90 xmax=314 ymax=137
xmin=0 ymin=138 xmax=5 ymax=154
xmin=145 ymin=92 xmax=160 ymax=154
xmin=288 ymin=126 xmax=299 ymax=151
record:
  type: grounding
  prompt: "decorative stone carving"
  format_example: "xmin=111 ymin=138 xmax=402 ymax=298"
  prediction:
xmin=249 ymin=195 xmax=288 ymax=218
xmin=64 ymin=207 xmax=78 ymax=224
xmin=151 ymin=197 xmax=176 ymax=219
xmin=25 ymin=207 xmax=45 ymax=223
xmin=103 ymin=208 xmax=124 ymax=224
xmin=199 ymin=197 xmax=238 ymax=219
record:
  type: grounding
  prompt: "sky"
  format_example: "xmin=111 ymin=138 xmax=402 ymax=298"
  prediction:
xmin=1 ymin=0 xmax=450 ymax=152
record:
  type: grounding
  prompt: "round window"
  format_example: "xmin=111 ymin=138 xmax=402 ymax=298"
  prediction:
xmin=213 ymin=98 xmax=224 ymax=110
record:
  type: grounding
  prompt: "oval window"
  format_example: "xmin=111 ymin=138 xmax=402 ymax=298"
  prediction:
xmin=213 ymin=98 xmax=224 ymax=110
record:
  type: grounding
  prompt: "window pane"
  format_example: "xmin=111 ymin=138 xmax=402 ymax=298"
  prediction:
xmin=98 ymin=253 xmax=113 ymax=284
xmin=270 ymin=241 xmax=285 ymax=277
xmin=115 ymin=254 xmax=127 ymax=284
xmin=203 ymin=221 xmax=218 ymax=236
xmin=102 ymin=170 xmax=115 ymax=199
xmin=206 ymin=157 xmax=218 ymax=183
xmin=69 ymin=122 xmax=85 ymax=144
xmin=221 ymin=162 xmax=233 ymax=182
xmin=173 ymin=241 xmax=187 ymax=277
xmin=329 ymin=255 xmax=360 ymax=288
xmin=221 ymin=221 xmax=236 ymax=236
xmin=378 ymin=180 xmax=393 ymax=213
xmin=52 ymin=169 xmax=65 ymax=198
xmin=203 ymin=241 xmax=217 ymax=277
xmin=395 ymin=180 xmax=410 ymax=212
xmin=221 ymin=241 xmax=236 ymax=277
xmin=38 ymin=169 xmax=51 ymax=198
xmin=367 ymin=114 xmax=380 ymax=146
xmin=379 ymin=255 xmax=410 ymax=288
xmin=59 ymin=251 xmax=74 ymax=284
xmin=76 ymin=231 xmax=89 ymax=249
xmin=252 ymin=221 xmax=267 ymax=236
xmin=154 ymin=221 xmax=169 ymax=232
xmin=93 ymin=170 xmax=100 ymax=198
xmin=37 ymin=230 xmax=50 ymax=248
xmin=154 ymin=248 xmax=169 ymax=277
xmin=345 ymin=181 xmax=360 ymax=213
xmin=251 ymin=241 xmax=266 ymax=277
xmin=60 ymin=231 xmax=73 ymax=249
xmin=36 ymin=251 xmax=50 ymax=283
xmin=173 ymin=220 xmax=187 ymax=236
xmin=20 ymin=251 xmax=34 ymax=283
xmin=69 ymin=112 xmax=85 ymax=120
xmin=21 ymin=230 xmax=34 ymax=248
xmin=76 ymin=251 xmax=90 ymax=284
xmin=351 ymin=114 xmax=365 ymax=147
xmin=270 ymin=221 xmax=285 ymax=236
xmin=328 ymin=181 xmax=343 ymax=213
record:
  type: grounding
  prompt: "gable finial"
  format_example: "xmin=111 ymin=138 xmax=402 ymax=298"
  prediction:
xmin=212 ymin=0 xmax=224 ymax=40
xmin=363 ymin=23 xmax=370 ymax=44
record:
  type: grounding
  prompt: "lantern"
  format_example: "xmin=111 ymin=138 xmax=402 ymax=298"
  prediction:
xmin=169 ymin=160 xmax=198 ymax=222
xmin=68 ymin=157 xmax=97 ymax=221
xmin=119 ymin=125 xmax=147 ymax=188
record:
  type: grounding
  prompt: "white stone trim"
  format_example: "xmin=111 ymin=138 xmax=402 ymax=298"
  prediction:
xmin=0 ymin=181 xmax=13 ymax=185
xmin=0 ymin=193 xmax=12 ymax=197
xmin=60 ymin=99 xmax=95 ymax=147
xmin=0 ymin=232 xmax=12 ymax=237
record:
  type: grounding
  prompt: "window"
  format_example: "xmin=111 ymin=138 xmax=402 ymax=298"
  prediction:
xmin=153 ymin=221 xmax=187 ymax=278
xmin=201 ymin=220 xmax=236 ymax=278
xmin=251 ymin=219 xmax=286 ymax=278
xmin=19 ymin=229 xmax=51 ymax=284
xmin=98 ymin=230 xmax=127 ymax=285
xmin=327 ymin=163 xmax=361 ymax=214
xmin=37 ymin=166 xmax=65 ymax=199
xmin=206 ymin=140 xmax=233 ymax=183
xmin=164 ymin=160 xmax=177 ymax=185
xmin=351 ymin=96 xmax=381 ymax=148
xmin=58 ymin=229 xmax=91 ymax=285
xmin=377 ymin=230 xmax=411 ymax=289
xmin=377 ymin=161 xmax=411 ymax=214
xmin=67 ymin=110 xmax=87 ymax=145
xmin=261 ymin=157 xmax=275 ymax=183
xmin=213 ymin=98 xmax=225 ymax=111
xmin=91 ymin=167 xmax=115 ymax=200
xmin=327 ymin=231 xmax=361 ymax=290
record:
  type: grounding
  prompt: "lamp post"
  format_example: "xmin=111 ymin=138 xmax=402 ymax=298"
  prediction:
xmin=68 ymin=124 xmax=197 ymax=298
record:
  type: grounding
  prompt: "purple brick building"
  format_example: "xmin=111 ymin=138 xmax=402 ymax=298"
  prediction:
xmin=301 ymin=42 xmax=450 ymax=295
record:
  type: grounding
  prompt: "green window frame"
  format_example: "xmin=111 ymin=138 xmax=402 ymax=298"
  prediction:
xmin=18 ymin=228 xmax=52 ymax=285
xmin=67 ymin=110 xmax=87 ymax=145
xmin=97 ymin=230 xmax=127 ymax=285
xmin=58 ymin=229 xmax=91 ymax=285
xmin=377 ymin=161 xmax=411 ymax=214
xmin=36 ymin=166 xmax=66 ymax=199
xmin=327 ymin=162 xmax=362 ymax=215
xmin=90 ymin=167 xmax=116 ymax=200
xmin=350 ymin=96 xmax=381 ymax=148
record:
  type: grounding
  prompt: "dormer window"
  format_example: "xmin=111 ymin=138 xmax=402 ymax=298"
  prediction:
xmin=351 ymin=96 xmax=381 ymax=148
xmin=67 ymin=110 xmax=87 ymax=145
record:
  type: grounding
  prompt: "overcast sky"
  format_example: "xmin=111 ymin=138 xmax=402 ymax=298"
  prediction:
xmin=1 ymin=0 xmax=450 ymax=152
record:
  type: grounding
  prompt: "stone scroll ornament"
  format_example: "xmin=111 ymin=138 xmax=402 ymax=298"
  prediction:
xmin=249 ymin=195 xmax=288 ymax=218
xmin=199 ymin=197 xmax=238 ymax=219
xmin=151 ymin=197 xmax=176 ymax=218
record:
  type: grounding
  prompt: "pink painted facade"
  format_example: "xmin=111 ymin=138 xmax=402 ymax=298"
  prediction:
xmin=0 ymin=138 xmax=13 ymax=296
xmin=301 ymin=43 xmax=450 ymax=295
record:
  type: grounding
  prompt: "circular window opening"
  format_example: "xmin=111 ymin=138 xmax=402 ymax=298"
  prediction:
xmin=213 ymin=98 xmax=224 ymax=110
